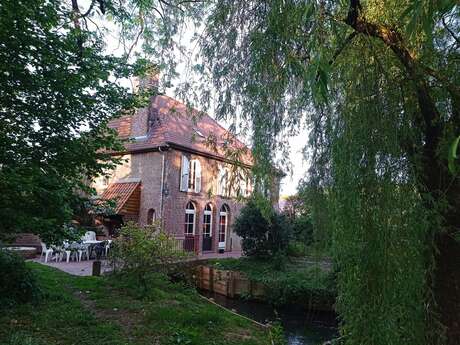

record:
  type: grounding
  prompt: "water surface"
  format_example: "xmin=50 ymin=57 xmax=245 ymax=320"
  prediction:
xmin=199 ymin=290 xmax=337 ymax=345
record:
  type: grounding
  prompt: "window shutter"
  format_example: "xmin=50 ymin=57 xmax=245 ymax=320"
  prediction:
xmin=240 ymin=174 xmax=246 ymax=197
xmin=194 ymin=160 xmax=202 ymax=193
xmin=217 ymin=166 xmax=223 ymax=195
xmin=180 ymin=155 xmax=189 ymax=191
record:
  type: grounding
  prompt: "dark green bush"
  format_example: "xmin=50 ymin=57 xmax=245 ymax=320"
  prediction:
xmin=233 ymin=198 xmax=291 ymax=258
xmin=286 ymin=241 xmax=307 ymax=257
xmin=0 ymin=250 xmax=41 ymax=308
xmin=291 ymin=214 xmax=314 ymax=245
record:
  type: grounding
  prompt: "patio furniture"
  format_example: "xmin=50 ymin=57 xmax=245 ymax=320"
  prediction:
xmin=62 ymin=241 xmax=81 ymax=263
xmin=77 ymin=242 xmax=90 ymax=262
xmin=104 ymin=240 xmax=112 ymax=257
xmin=81 ymin=239 xmax=103 ymax=260
xmin=83 ymin=231 xmax=97 ymax=242
xmin=51 ymin=245 xmax=63 ymax=262
xmin=62 ymin=241 xmax=73 ymax=263
xmin=40 ymin=242 xmax=54 ymax=263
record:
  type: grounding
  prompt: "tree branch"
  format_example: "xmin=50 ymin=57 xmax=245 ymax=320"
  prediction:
xmin=328 ymin=31 xmax=357 ymax=66
xmin=343 ymin=0 xmax=443 ymax=190
xmin=442 ymin=16 xmax=460 ymax=46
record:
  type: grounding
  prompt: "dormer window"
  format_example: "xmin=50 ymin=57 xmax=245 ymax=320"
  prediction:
xmin=194 ymin=128 xmax=205 ymax=138
xmin=180 ymin=155 xmax=202 ymax=193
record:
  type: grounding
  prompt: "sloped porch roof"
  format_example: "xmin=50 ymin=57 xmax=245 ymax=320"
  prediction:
xmin=99 ymin=180 xmax=141 ymax=216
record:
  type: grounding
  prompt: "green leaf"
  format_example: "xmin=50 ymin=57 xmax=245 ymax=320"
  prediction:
xmin=448 ymin=135 xmax=460 ymax=175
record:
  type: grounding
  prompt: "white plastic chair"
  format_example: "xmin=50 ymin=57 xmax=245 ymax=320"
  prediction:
xmin=83 ymin=231 xmax=96 ymax=242
xmin=40 ymin=243 xmax=54 ymax=263
xmin=77 ymin=243 xmax=90 ymax=261
xmin=104 ymin=240 xmax=112 ymax=257
xmin=62 ymin=241 xmax=78 ymax=263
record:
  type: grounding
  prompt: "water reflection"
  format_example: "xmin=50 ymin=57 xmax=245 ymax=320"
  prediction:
xmin=199 ymin=290 xmax=337 ymax=345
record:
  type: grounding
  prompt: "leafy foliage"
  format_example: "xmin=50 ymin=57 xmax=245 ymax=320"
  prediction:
xmin=0 ymin=250 xmax=41 ymax=309
xmin=211 ymin=257 xmax=336 ymax=308
xmin=234 ymin=197 xmax=290 ymax=258
xmin=0 ymin=0 xmax=143 ymax=243
xmin=142 ymin=1 xmax=457 ymax=344
xmin=109 ymin=222 xmax=190 ymax=292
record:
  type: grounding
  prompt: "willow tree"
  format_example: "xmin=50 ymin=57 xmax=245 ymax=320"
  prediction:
xmin=185 ymin=1 xmax=458 ymax=343
xmin=189 ymin=2 xmax=459 ymax=343
xmin=87 ymin=0 xmax=458 ymax=343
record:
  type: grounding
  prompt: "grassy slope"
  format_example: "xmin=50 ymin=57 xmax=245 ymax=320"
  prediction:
xmin=0 ymin=263 xmax=269 ymax=345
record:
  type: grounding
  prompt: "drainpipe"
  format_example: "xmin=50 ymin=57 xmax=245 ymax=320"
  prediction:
xmin=159 ymin=146 xmax=166 ymax=226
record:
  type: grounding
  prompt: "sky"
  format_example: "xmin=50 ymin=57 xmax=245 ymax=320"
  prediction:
xmin=97 ymin=6 xmax=308 ymax=196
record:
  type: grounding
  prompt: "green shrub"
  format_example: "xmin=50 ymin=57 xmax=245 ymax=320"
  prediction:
xmin=0 ymin=250 xmax=41 ymax=308
xmin=109 ymin=222 xmax=190 ymax=293
xmin=233 ymin=198 xmax=291 ymax=258
xmin=291 ymin=214 xmax=314 ymax=245
xmin=286 ymin=241 xmax=307 ymax=257
xmin=210 ymin=258 xmax=336 ymax=307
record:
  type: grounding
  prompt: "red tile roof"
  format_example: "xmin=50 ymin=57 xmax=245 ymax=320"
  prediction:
xmin=110 ymin=95 xmax=252 ymax=165
xmin=99 ymin=181 xmax=141 ymax=215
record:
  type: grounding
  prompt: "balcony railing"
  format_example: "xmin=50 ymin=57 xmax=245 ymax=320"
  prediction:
xmin=172 ymin=235 xmax=200 ymax=254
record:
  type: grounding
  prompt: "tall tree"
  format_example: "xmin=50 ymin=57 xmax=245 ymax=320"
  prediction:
xmin=113 ymin=0 xmax=459 ymax=343
xmin=0 ymin=0 xmax=141 ymax=243
xmin=188 ymin=2 xmax=459 ymax=344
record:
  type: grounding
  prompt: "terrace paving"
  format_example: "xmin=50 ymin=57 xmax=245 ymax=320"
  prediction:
xmin=30 ymin=250 xmax=241 ymax=276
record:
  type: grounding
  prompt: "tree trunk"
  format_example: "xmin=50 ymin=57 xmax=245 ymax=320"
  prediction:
xmin=433 ymin=232 xmax=460 ymax=345
xmin=342 ymin=2 xmax=460 ymax=341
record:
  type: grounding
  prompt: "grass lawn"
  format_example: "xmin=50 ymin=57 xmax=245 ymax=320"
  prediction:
xmin=0 ymin=262 xmax=269 ymax=345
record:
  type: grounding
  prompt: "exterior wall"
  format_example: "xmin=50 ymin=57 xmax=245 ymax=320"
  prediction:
xmin=94 ymin=148 xmax=245 ymax=253
xmin=93 ymin=151 xmax=165 ymax=226
xmin=93 ymin=154 xmax=133 ymax=195
xmin=162 ymin=149 xmax=243 ymax=253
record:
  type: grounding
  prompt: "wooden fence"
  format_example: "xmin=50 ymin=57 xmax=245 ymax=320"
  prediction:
xmin=195 ymin=265 xmax=265 ymax=298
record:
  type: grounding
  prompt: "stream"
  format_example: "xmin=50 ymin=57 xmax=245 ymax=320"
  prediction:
xmin=199 ymin=290 xmax=338 ymax=345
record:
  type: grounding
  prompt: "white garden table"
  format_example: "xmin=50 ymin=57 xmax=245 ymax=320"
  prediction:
xmin=83 ymin=240 xmax=103 ymax=259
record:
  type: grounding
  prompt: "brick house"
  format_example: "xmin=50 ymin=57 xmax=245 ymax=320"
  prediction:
xmin=93 ymin=93 xmax=269 ymax=256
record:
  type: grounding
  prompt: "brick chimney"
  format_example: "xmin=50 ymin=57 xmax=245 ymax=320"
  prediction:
xmin=133 ymin=64 xmax=159 ymax=93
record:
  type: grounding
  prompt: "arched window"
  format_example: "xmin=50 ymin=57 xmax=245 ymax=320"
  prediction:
xmin=184 ymin=202 xmax=196 ymax=235
xmin=147 ymin=209 xmax=156 ymax=225
xmin=218 ymin=204 xmax=229 ymax=249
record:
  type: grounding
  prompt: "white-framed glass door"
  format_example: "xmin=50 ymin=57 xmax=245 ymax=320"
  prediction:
xmin=218 ymin=204 xmax=229 ymax=250
xmin=202 ymin=204 xmax=213 ymax=251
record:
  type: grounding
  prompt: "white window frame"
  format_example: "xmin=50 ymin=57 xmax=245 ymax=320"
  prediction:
xmin=184 ymin=202 xmax=196 ymax=235
xmin=218 ymin=166 xmax=229 ymax=197
xmin=218 ymin=205 xmax=229 ymax=249
xmin=203 ymin=204 xmax=213 ymax=238
xmin=180 ymin=155 xmax=201 ymax=193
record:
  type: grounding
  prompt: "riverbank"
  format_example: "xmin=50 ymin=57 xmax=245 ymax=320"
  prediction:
xmin=200 ymin=290 xmax=338 ymax=345
xmin=0 ymin=262 xmax=270 ymax=345
xmin=206 ymin=257 xmax=337 ymax=310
